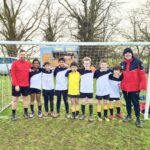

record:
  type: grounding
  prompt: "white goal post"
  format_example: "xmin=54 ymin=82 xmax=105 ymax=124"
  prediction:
xmin=0 ymin=40 xmax=149 ymax=120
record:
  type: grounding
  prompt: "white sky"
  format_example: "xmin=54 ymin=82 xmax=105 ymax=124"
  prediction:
xmin=0 ymin=0 xmax=147 ymax=42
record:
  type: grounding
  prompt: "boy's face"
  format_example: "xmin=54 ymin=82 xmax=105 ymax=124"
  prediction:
xmin=33 ymin=61 xmax=40 ymax=69
xmin=58 ymin=60 xmax=65 ymax=67
xmin=19 ymin=52 xmax=26 ymax=61
xmin=124 ymin=52 xmax=132 ymax=60
xmin=83 ymin=61 xmax=91 ymax=69
xmin=100 ymin=62 xmax=108 ymax=70
xmin=113 ymin=70 xmax=121 ymax=76
xmin=44 ymin=64 xmax=50 ymax=71
xmin=71 ymin=66 xmax=78 ymax=72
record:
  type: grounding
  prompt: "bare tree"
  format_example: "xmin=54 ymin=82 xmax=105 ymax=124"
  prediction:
xmin=0 ymin=0 xmax=46 ymax=56
xmin=59 ymin=0 xmax=119 ymax=42
xmin=41 ymin=0 xmax=67 ymax=42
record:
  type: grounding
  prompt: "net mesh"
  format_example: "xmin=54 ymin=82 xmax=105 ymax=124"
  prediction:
xmin=0 ymin=43 xmax=150 ymax=115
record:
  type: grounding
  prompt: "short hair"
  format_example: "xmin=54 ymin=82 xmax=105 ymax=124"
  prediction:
xmin=82 ymin=57 xmax=91 ymax=63
xmin=58 ymin=57 xmax=65 ymax=62
xmin=70 ymin=61 xmax=78 ymax=67
xmin=20 ymin=49 xmax=26 ymax=53
xmin=43 ymin=61 xmax=50 ymax=67
xmin=113 ymin=65 xmax=121 ymax=71
xmin=99 ymin=59 xmax=108 ymax=64
xmin=32 ymin=58 xmax=40 ymax=64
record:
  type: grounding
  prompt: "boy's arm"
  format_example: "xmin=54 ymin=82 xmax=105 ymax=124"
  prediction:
xmin=65 ymin=70 xmax=71 ymax=77
xmin=54 ymin=67 xmax=57 ymax=77
xmin=94 ymin=70 xmax=98 ymax=78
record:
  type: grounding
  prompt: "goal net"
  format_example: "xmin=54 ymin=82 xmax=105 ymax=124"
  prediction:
xmin=0 ymin=41 xmax=150 ymax=119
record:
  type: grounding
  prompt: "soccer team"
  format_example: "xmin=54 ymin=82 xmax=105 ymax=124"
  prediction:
xmin=11 ymin=48 xmax=147 ymax=128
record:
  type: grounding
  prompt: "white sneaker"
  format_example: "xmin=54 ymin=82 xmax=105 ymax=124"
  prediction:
xmin=29 ymin=112 xmax=34 ymax=118
xmin=38 ymin=112 xmax=43 ymax=118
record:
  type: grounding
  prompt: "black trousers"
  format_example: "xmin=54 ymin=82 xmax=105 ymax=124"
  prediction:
xmin=43 ymin=90 xmax=54 ymax=112
xmin=55 ymin=90 xmax=69 ymax=114
xmin=122 ymin=91 xmax=140 ymax=118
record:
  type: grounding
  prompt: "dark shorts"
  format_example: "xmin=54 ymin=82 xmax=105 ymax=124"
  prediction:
xmin=55 ymin=90 xmax=68 ymax=96
xmin=68 ymin=95 xmax=80 ymax=98
xmin=96 ymin=95 xmax=110 ymax=100
xmin=80 ymin=93 xmax=93 ymax=99
xmin=109 ymin=98 xmax=120 ymax=101
xmin=12 ymin=86 xmax=30 ymax=97
xmin=30 ymin=88 xmax=41 ymax=94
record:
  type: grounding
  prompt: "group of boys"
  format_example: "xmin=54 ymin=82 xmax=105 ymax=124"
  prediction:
xmin=11 ymin=48 xmax=147 ymax=128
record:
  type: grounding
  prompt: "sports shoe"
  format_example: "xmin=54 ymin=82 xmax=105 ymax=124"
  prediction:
xmin=75 ymin=115 xmax=79 ymax=119
xmin=123 ymin=115 xmax=132 ymax=123
xmin=79 ymin=115 xmax=85 ymax=120
xmin=11 ymin=115 xmax=17 ymax=121
xmin=29 ymin=112 xmax=35 ymax=118
xmin=104 ymin=117 xmax=110 ymax=122
xmin=44 ymin=112 xmax=49 ymax=117
xmin=24 ymin=113 xmax=29 ymax=119
xmin=97 ymin=117 xmax=103 ymax=122
xmin=88 ymin=116 xmax=93 ymax=122
xmin=116 ymin=113 xmax=124 ymax=119
xmin=136 ymin=117 xmax=143 ymax=128
xmin=50 ymin=112 xmax=55 ymax=117
xmin=66 ymin=114 xmax=71 ymax=119
xmin=109 ymin=115 xmax=115 ymax=121
xmin=53 ymin=113 xmax=60 ymax=118
xmin=38 ymin=112 xmax=43 ymax=118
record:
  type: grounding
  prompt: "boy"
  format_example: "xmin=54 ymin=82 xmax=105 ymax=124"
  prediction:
xmin=78 ymin=57 xmax=94 ymax=122
xmin=65 ymin=62 xmax=80 ymax=119
xmin=42 ymin=62 xmax=55 ymax=117
xmin=109 ymin=66 xmax=124 ymax=120
xmin=54 ymin=58 xmax=70 ymax=118
xmin=94 ymin=59 xmax=112 ymax=122
xmin=29 ymin=58 xmax=42 ymax=118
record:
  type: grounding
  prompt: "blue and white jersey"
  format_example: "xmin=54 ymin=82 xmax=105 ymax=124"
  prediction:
xmin=109 ymin=74 xmax=123 ymax=99
xmin=42 ymin=69 xmax=54 ymax=90
xmin=29 ymin=69 xmax=42 ymax=90
xmin=54 ymin=67 xmax=69 ymax=91
xmin=94 ymin=69 xmax=112 ymax=96
xmin=78 ymin=69 xmax=94 ymax=93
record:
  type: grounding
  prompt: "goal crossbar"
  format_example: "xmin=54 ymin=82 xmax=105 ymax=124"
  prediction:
xmin=0 ymin=40 xmax=149 ymax=120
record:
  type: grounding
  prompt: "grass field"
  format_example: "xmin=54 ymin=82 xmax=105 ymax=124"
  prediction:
xmin=0 ymin=101 xmax=150 ymax=150
xmin=0 ymin=77 xmax=150 ymax=150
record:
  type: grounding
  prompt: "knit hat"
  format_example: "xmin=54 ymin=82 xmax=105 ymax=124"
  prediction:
xmin=123 ymin=48 xmax=133 ymax=56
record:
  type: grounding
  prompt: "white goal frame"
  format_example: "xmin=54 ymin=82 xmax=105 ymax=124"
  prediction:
xmin=0 ymin=41 xmax=149 ymax=120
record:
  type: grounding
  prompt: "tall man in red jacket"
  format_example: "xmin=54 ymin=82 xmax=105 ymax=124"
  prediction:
xmin=121 ymin=48 xmax=147 ymax=128
xmin=11 ymin=50 xmax=32 ymax=120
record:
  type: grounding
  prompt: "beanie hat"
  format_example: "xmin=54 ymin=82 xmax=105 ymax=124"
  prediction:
xmin=123 ymin=48 xmax=133 ymax=56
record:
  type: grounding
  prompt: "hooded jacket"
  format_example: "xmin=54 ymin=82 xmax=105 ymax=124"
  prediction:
xmin=120 ymin=57 xmax=147 ymax=92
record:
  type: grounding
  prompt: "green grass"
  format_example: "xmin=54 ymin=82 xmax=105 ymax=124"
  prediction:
xmin=0 ymin=101 xmax=150 ymax=150
xmin=0 ymin=77 xmax=150 ymax=150
xmin=0 ymin=75 xmax=11 ymax=109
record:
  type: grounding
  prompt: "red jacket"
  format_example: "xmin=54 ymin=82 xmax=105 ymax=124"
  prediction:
xmin=11 ymin=60 xmax=32 ymax=87
xmin=120 ymin=57 xmax=147 ymax=92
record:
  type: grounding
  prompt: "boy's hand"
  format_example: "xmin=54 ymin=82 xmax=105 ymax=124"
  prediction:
xmin=15 ymin=86 xmax=20 ymax=92
xmin=64 ymin=63 xmax=69 ymax=68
